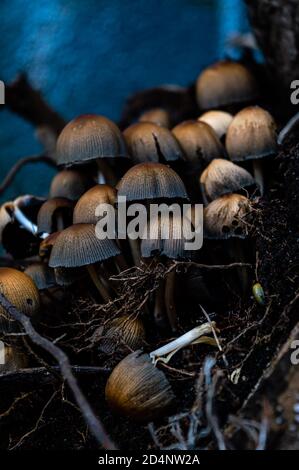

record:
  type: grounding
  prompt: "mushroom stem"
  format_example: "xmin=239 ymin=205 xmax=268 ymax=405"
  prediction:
xmin=164 ymin=269 xmax=178 ymax=332
xmin=154 ymin=281 xmax=166 ymax=328
xmin=128 ymin=237 xmax=141 ymax=266
xmin=86 ymin=265 xmax=111 ymax=303
xmin=96 ymin=160 xmax=118 ymax=187
xmin=253 ymin=160 xmax=264 ymax=196
xmin=149 ymin=321 xmax=217 ymax=365
xmin=114 ymin=254 xmax=128 ymax=273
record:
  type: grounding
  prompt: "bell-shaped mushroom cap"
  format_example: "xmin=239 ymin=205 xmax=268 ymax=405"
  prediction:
xmin=105 ymin=350 xmax=175 ymax=421
xmin=198 ymin=110 xmax=233 ymax=139
xmin=39 ymin=231 xmax=61 ymax=259
xmin=200 ymin=159 xmax=255 ymax=201
xmin=56 ymin=114 xmax=127 ymax=166
xmin=0 ymin=268 xmax=40 ymax=321
xmin=117 ymin=163 xmax=188 ymax=202
xmin=196 ymin=61 xmax=258 ymax=110
xmin=49 ymin=223 xmax=120 ymax=268
xmin=73 ymin=184 xmax=117 ymax=224
xmin=172 ymin=120 xmax=225 ymax=167
xmin=50 ymin=170 xmax=93 ymax=201
xmin=123 ymin=122 xmax=184 ymax=164
xmin=37 ymin=198 xmax=74 ymax=235
xmin=139 ymin=108 xmax=170 ymax=128
xmin=141 ymin=211 xmax=195 ymax=260
xmin=98 ymin=315 xmax=146 ymax=354
xmin=204 ymin=194 xmax=251 ymax=239
xmin=226 ymin=106 xmax=277 ymax=162
xmin=24 ymin=263 xmax=56 ymax=290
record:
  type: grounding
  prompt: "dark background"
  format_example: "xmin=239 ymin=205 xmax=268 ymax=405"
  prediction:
xmin=0 ymin=0 xmax=249 ymax=201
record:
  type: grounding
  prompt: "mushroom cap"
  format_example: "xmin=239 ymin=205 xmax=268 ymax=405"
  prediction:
xmin=123 ymin=122 xmax=184 ymax=164
xmin=204 ymin=194 xmax=251 ymax=239
xmin=117 ymin=163 xmax=188 ymax=202
xmin=37 ymin=198 xmax=74 ymax=235
xmin=172 ymin=120 xmax=225 ymax=166
xmin=198 ymin=110 xmax=233 ymax=139
xmin=141 ymin=211 xmax=195 ymax=260
xmin=50 ymin=170 xmax=93 ymax=201
xmin=105 ymin=350 xmax=175 ymax=421
xmin=226 ymin=106 xmax=277 ymax=162
xmin=73 ymin=184 xmax=117 ymax=225
xmin=139 ymin=108 xmax=170 ymax=128
xmin=0 ymin=268 xmax=40 ymax=323
xmin=56 ymin=114 xmax=127 ymax=166
xmin=98 ymin=315 xmax=146 ymax=353
xmin=49 ymin=223 xmax=120 ymax=268
xmin=24 ymin=263 xmax=56 ymax=290
xmin=39 ymin=231 xmax=61 ymax=259
xmin=196 ymin=61 xmax=258 ymax=110
xmin=200 ymin=159 xmax=255 ymax=201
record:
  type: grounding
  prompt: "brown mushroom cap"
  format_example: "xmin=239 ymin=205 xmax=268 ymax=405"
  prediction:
xmin=24 ymin=263 xmax=56 ymax=290
xmin=172 ymin=120 xmax=225 ymax=167
xmin=0 ymin=268 xmax=40 ymax=326
xmin=73 ymin=184 xmax=117 ymax=225
xmin=117 ymin=163 xmax=188 ymax=202
xmin=123 ymin=122 xmax=184 ymax=163
xmin=204 ymin=194 xmax=251 ymax=239
xmin=200 ymin=159 xmax=255 ymax=201
xmin=198 ymin=110 xmax=233 ymax=139
xmin=49 ymin=223 xmax=120 ymax=268
xmin=50 ymin=170 xmax=93 ymax=201
xmin=226 ymin=106 xmax=277 ymax=162
xmin=37 ymin=198 xmax=74 ymax=235
xmin=141 ymin=211 xmax=194 ymax=260
xmin=139 ymin=108 xmax=171 ymax=128
xmin=56 ymin=114 xmax=127 ymax=166
xmin=196 ymin=61 xmax=258 ymax=110
xmin=39 ymin=231 xmax=61 ymax=259
xmin=105 ymin=350 xmax=175 ymax=421
xmin=98 ymin=315 xmax=146 ymax=354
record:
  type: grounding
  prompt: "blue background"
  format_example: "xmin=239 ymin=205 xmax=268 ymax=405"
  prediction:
xmin=0 ymin=0 xmax=249 ymax=201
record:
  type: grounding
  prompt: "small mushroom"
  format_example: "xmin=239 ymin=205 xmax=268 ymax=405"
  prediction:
xmin=226 ymin=106 xmax=277 ymax=194
xmin=198 ymin=110 xmax=233 ymax=139
xmin=49 ymin=169 xmax=93 ymax=201
xmin=73 ymin=185 xmax=117 ymax=225
xmin=48 ymin=224 xmax=120 ymax=302
xmin=200 ymin=158 xmax=256 ymax=202
xmin=196 ymin=61 xmax=258 ymax=110
xmin=139 ymin=108 xmax=171 ymax=128
xmin=105 ymin=322 xmax=216 ymax=421
xmin=123 ymin=122 xmax=184 ymax=164
xmin=0 ymin=268 xmax=40 ymax=331
xmin=37 ymin=197 xmax=74 ymax=236
xmin=24 ymin=263 xmax=56 ymax=291
xmin=98 ymin=315 xmax=146 ymax=354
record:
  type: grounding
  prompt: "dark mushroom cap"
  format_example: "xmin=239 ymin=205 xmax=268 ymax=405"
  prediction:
xmin=24 ymin=263 xmax=56 ymax=290
xmin=73 ymin=184 xmax=117 ymax=225
xmin=117 ymin=163 xmax=188 ymax=202
xmin=226 ymin=106 xmax=277 ymax=162
xmin=139 ymin=108 xmax=171 ymax=128
xmin=0 ymin=268 xmax=40 ymax=323
xmin=172 ymin=120 xmax=225 ymax=166
xmin=105 ymin=350 xmax=175 ymax=421
xmin=56 ymin=114 xmax=127 ymax=166
xmin=39 ymin=231 xmax=61 ymax=259
xmin=49 ymin=223 xmax=120 ymax=268
xmin=98 ymin=315 xmax=146 ymax=354
xmin=123 ymin=122 xmax=184 ymax=163
xmin=196 ymin=61 xmax=258 ymax=110
xmin=37 ymin=198 xmax=74 ymax=235
xmin=204 ymin=194 xmax=251 ymax=239
xmin=200 ymin=159 xmax=255 ymax=201
xmin=141 ymin=211 xmax=195 ymax=260
xmin=198 ymin=110 xmax=233 ymax=139
xmin=50 ymin=169 xmax=93 ymax=201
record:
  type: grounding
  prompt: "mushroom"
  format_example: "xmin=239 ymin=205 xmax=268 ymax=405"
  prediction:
xmin=56 ymin=114 xmax=127 ymax=185
xmin=105 ymin=322 xmax=216 ymax=421
xmin=196 ymin=61 xmax=258 ymax=110
xmin=0 ymin=268 xmax=40 ymax=332
xmin=198 ymin=110 xmax=233 ymax=140
xmin=226 ymin=106 xmax=277 ymax=195
xmin=48 ymin=224 xmax=120 ymax=302
xmin=123 ymin=122 xmax=184 ymax=164
xmin=73 ymin=185 xmax=117 ymax=225
xmin=37 ymin=197 xmax=74 ymax=236
xmin=24 ymin=263 xmax=56 ymax=291
xmin=139 ymin=108 xmax=171 ymax=128
xmin=49 ymin=169 xmax=93 ymax=201
xmin=97 ymin=315 xmax=146 ymax=354
xmin=200 ymin=158 xmax=256 ymax=203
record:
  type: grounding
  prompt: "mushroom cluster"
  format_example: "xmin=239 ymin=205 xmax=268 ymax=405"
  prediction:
xmin=0 ymin=58 xmax=278 ymax=422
